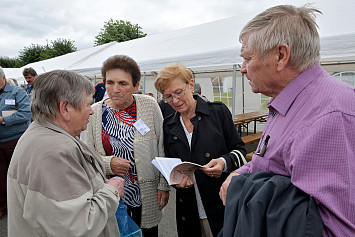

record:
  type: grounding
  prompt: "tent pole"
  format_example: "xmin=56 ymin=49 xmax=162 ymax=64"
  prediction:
xmin=242 ymin=73 xmax=245 ymax=114
xmin=232 ymin=64 xmax=237 ymax=119
xmin=143 ymin=72 xmax=146 ymax=94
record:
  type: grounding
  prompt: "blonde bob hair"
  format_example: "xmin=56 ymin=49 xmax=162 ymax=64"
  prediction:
xmin=154 ymin=63 xmax=193 ymax=94
xmin=240 ymin=4 xmax=322 ymax=72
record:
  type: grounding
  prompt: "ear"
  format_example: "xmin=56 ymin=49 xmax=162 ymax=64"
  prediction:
xmin=59 ymin=101 xmax=71 ymax=122
xmin=134 ymin=82 xmax=140 ymax=93
xmin=276 ymin=44 xmax=291 ymax=72
xmin=189 ymin=79 xmax=195 ymax=93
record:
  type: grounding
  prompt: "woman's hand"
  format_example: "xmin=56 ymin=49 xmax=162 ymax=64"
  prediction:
xmin=106 ymin=176 xmax=125 ymax=198
xmin=110 ymin=157 xmax=131 ymax=176
xmin=200 ymin=158 xmax=225 ymax=178
xmin=157 ymin=190 xmax=170 ymax=210
xmin=175 ymin=175 xmax=194 ymax=189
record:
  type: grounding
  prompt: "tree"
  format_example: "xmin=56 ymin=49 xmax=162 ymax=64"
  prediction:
xmin=40 ymin=38 xmax=77 ymax=60
xmin=94 ymin=19 xmax=147 ymax=46
xmin=0 ymin=56 xmax=23 ymax=68
xmin=18 ymin=44 xmax=45 ymax=66
xmin=18 ymin=38 xmax=78 ymax=65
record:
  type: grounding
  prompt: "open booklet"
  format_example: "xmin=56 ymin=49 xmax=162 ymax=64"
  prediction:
xmin=152 ymin=157 xmax=203 ymax=185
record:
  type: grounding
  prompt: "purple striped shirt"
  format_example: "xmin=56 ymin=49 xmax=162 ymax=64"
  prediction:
xmin=236 ymin=63 xmax=355 ymax=236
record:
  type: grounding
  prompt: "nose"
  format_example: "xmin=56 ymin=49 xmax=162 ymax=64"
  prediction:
xmin=171 ymin=96 xmax=180 ymax=103
xmin=89 ymin=107 xmax=94 ymax=115
xmin=113 ymin=84 xmax=121 ymax=92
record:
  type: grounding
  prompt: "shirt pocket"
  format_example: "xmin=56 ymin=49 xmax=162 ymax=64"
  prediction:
xmin=250 ymin=153 xmax=270 ymax=172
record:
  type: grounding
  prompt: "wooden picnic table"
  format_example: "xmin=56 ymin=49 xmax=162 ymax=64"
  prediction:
xmin=234 ymin=110 xmax=269 ymax=136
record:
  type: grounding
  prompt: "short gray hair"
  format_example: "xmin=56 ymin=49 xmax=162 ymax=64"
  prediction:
xmin=0 ymin=66 xmax=5 ymax=79
xmin=31 ymin=70 xmax=94 ymax=123
xmin=240 ymin=4 xmax=322 ymax=72
xmin=193 ymin=83 xmax=201 ymax=95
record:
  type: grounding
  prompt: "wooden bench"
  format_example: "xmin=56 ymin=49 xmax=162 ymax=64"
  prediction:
xmin=241 ymin=132 xmax=263 ymax=144
xmin=246 ymin=152 xmax=254 ymax=160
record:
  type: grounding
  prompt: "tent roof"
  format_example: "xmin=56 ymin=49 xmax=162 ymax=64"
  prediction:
xmin=6 ymin=15 xmax=355 ymax=79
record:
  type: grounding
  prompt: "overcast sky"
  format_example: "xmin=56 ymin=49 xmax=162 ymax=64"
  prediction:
xmin=1 ymin=0 xmax=354 ymax=58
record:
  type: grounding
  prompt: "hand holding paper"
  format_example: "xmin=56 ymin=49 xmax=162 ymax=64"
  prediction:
xmin=152 ymin=157 xmax=202 ymax=185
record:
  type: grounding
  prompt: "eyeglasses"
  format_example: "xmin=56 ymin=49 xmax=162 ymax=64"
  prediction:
xmin=163 ymin=84 xmax=188 ymax=102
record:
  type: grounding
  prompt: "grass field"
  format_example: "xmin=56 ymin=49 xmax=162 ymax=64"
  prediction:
xmin=260 ymin=94 xmax=270 ymax=110
xmin=214 ymin=92 xmax=270 ymax=110
xmin=213 ymin=92 xmax=233 ymax=106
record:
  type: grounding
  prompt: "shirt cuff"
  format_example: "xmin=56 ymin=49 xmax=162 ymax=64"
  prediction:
xmin=219 ymin=157 xmax=228 ymax=173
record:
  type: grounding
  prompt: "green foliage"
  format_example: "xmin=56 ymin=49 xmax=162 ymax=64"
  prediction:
xmin=17 ymin=38 xmax=77 ymax=65
xmin=40 ymin=38 xmax=77 ymax=60
xmin=0 ymin=56 xmax=23 ymax=68
xmin=18 ymin=44 xmax=45 ymax=66
xmin=94 ymin=19 xmax=147 ymax=46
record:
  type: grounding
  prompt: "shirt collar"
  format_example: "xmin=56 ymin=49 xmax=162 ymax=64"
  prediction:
xmin=267 ymin=63 xmax=324 ymax=116
xmin=0 ymin=80 xmax=6 ymax=92
xmin=194 ymin=94 xmax=210 ymax=116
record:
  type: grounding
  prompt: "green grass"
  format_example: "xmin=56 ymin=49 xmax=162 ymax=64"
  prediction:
xmin=260 ymin=94 xmax=270 ymax=110
xmin=213 ymin=92 xmax=270 ymax=110
xmin=213 ymin=92 xmax=233 ymax=106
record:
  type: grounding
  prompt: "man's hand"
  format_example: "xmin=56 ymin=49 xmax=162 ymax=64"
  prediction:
xmin=200 ymin=158 xmax=225 ymax=178
xmin=219 ymin=172 xmax=239 ymax=205
xmin=110 ymin=157 xmax=131 ymax=176
xmin=106 ymin=176 xmax=125 ymax=198
xmin=157 ymin=190 xmax=170 ymax=210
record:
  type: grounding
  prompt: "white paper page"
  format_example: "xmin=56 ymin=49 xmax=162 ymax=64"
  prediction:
xmin=151 ymin=159 xmax=167 ymax=178
xmin=155 ymin=157 xmax=182 ymax=173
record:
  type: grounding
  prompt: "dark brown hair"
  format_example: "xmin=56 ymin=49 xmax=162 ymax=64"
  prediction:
xmin=101 ymin=55 xmax=141 ymax=86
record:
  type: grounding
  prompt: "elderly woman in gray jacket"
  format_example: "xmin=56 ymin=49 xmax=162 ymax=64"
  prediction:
xmin=7 ymin=70 xmax=125 ymax=236
xmin=81 ymin=55 xmax=170 ymax=237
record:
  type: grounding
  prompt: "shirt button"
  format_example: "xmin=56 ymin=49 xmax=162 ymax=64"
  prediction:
xmin=173 ymin=136 xmax=177 ymax=140
xmin=138 ymin=177 xmax=143 ymax=182
xmin=205 ymin=153 xmax=211 ymax=158
xmin=181 ymin=216 xmax=186 ymax=221
xmin=135 ymin=159 xmax=139 ymax=163
xmin=198 ymin=116 xmax=201 ymax=120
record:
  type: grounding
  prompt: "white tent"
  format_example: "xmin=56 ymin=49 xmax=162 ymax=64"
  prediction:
xmin=7 ymin=14 xmax=355 ymax=77
xmin=7 ymin=15 xmax=246 ymax=78
xmin=5 ymin=15 xmax=355 ymax=115
xmin=3 ymin=68 xmax=26 ymax=85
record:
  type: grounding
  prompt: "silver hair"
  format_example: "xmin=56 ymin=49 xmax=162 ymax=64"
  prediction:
xmin=239 ymin=4 xmax=322 ymax=72
xmin=193 ymin=83 xmax=202 ymax=95
xmin=31 ymin=70 xmax=94 ymax=123
xmin=0 ymin=66 xmax=5 ymax=79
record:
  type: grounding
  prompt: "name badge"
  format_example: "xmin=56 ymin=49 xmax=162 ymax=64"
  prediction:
xmin=133 ymin=119 xmax=150 ymax=136
xmin=5 ymin=99 xmax=15 ymax=105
